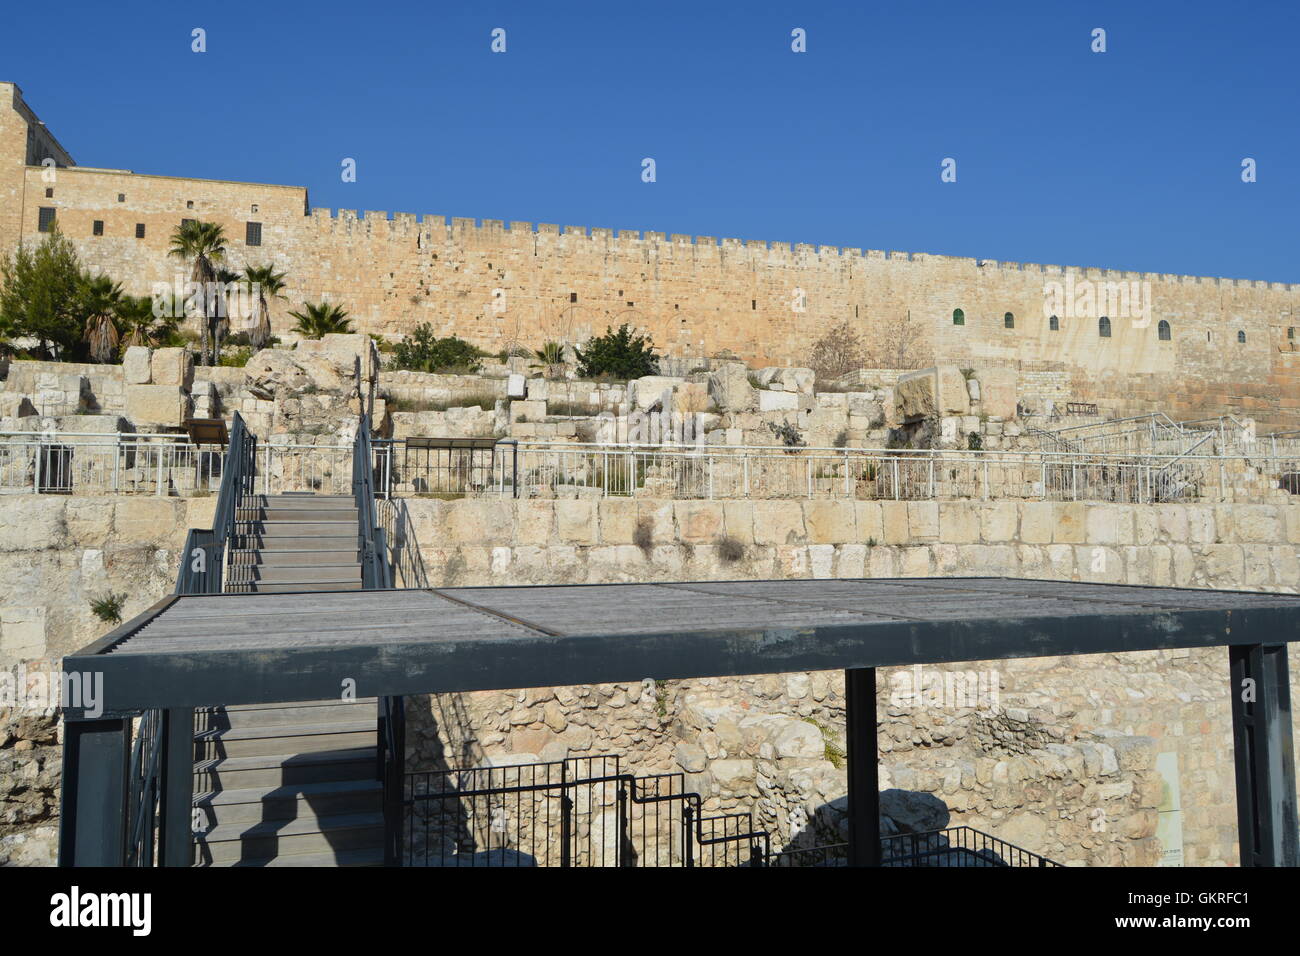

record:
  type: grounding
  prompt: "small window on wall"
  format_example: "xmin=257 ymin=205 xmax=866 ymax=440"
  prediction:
xmin=251 ymin=204 xmax=259 ymax=214
xmin=135 ymin=223 xmax=146 ymax=239
xmin=1158 ymin=320 xmax=1171 ymax=341
xmin=246 ymin=221 xmax=262 ymax=246
xmin=1289 ymin=327 xmax=1296 ymax=343
xmin=952 ymin=308 xmax=965 ymax=326
xmin=92 ymin=220 xmax=104 ymax=236
xmin=1049 ymin=314 xmax=1060 ymax=331
xmin=1099 ymin=316 xmax=1112 ymax=337
xmin=1238 ymin=330 xmax=1247 ymax=344
xmin=44 ymin=187 xmax=53 ymax=198
xmin=186 ymin=200 xmax=194 ymax=209
xmin=117 ymin=194 xmax=125 ymax=203
xmin=37 ymin=207 xmax=56 ymax=232
xmin=1004 ymin=312 xmax=1014 ymax=328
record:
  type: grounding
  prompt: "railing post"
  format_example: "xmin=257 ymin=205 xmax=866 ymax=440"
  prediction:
xmin=683 ymin=804 xmax=695 ymax=868
xmin=58 ymin=717 xmax=131 ymax=866
xmin=159 ymin=707 xmax=194 ymax=867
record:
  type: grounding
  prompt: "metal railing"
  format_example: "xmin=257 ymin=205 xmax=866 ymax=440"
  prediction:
xmin=175 ymin=412 xmax=257 ymax=595
xmin=124 ymin=709 xmax=165 ymax=866
xmin=462 ymin=441 xmax=1300 ymax=504
xmin=353 ymin=415 xmax=389 ymax=590
xmin=0 ymin=431 xmax=226 ymax=496
xmin=879 ymin=825 xmax=1060 ymax=867
xmin=12 ymin=429 xmax=1300 ymax=505
xmin=402 ymin=756 xmax=767 ymax=867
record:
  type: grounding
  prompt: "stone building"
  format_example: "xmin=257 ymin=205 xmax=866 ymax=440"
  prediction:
xmin=3 ymin=80 xmax=1300 ymax=425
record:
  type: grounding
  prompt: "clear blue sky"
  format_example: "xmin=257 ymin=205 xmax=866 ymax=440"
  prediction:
xmin=5 ymin=0 xmax=1298 ymax=281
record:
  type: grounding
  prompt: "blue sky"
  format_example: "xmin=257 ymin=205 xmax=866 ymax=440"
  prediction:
xmin=5 ymin=0 xmax=1298 ymax=281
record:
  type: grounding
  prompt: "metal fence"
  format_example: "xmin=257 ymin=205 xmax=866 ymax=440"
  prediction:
xmin=401 ymin=756 xmax=1061 ymax=868
xmin=474 ymin=441 xmax=1300 ymax=504
xmin=9 ymin=430 xmax=1300 ymax=505
xmin=402 ymin=756 xmax=768 ymax=867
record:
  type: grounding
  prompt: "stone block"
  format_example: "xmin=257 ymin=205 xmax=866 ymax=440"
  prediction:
xmin=0 ymin=606 xmax=47 ymax=662
xmin=758 ymin=390 xmax=798 ymax=412
xmin=150 ymin=347 xmax=194 ymax=388
xmin=124 ymin=384 xmax=188 ymax=427
xmin=122 ymin=346 xmax=152 ymax=385
xmin=977 ymin=367 xmax=1018 ymax=419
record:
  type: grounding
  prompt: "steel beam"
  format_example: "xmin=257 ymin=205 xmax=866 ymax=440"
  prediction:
xmin=1230 ymin=643 xmax=1299 ymax=866
xmin=845 ymin=667 xmax=880 ymax=866
xmin=57 ymin=718 xmax=130 ymax=867
xmin=158 ymin=707 xmax=194 ymax=867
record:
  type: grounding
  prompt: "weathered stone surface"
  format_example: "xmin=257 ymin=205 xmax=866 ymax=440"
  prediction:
xmin=124 ymin=384 xmax=187 ymax=427
xmin=707 ymin=363 xmax=756 ymax=413
xmin=122 ymin=346 xmax=152 ymax=385
xmin=150 ymin=347 xmax=193 ymax=388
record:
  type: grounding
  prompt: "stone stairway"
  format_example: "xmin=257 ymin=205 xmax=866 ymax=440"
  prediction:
xmin=231 ymin=493 xmax=362 ymax=592
xmin=191 ymin=492 xmax=384 ymax=866
xmin=192 ymin=698 xmax=384 ymax=866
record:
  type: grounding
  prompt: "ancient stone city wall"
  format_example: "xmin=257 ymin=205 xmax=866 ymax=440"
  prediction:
xmin=5 ymin=81 xmax=1300 ymax=427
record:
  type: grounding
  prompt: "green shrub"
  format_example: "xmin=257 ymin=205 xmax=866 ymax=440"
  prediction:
xmin=391 ymin=324 xmax=484 ymax=373
xmin=575 ymin=324 xmax=659 ymax=380
xmin=90 ymin=592 xmax=126 ymax=625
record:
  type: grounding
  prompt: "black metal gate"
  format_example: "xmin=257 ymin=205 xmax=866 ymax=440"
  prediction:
xmin=402 ymin=756 xmax=767 ymax=867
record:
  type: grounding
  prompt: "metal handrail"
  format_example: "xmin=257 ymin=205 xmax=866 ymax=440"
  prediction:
xmin=174 ymin=411 xmax=257 ymax=595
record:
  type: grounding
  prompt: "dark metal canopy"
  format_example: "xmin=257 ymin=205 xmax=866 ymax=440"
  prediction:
xmin=67 ymin=577 xmax=1300 ymax=716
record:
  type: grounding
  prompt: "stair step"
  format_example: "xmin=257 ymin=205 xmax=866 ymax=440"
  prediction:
xmin=213 ymin=698 xmax=379 ymax=713
xmin=194 ymin=748 xmax=376 ymax=789
xmin=199 ymin=701 xmax=377 ymax=729
xmin=194 ymin=779 xmax=382 ymax=826
xmin=244 ymin=581 xmax=364 ymax=593
xmin=194 ymin=810 xmax=384 ymax=864
xmin=250 ymin=565 xmax=361 ymax=585
xmin=241 ymin=508 xmax=360 ymax=522
xmin=245 ymin=494 xmax=354 ymax=507
xmin=237 ymin=535 xmax=358 ymax=551
xmin=203 ymin=845 xmax=385 ymax=868
xmin=237 ymin=521 xmax=359 ymax=536
xmin=196 ymin=725 xmax=375 ymax=759
xmin=231 ymin=549 xmax=359 ymax=568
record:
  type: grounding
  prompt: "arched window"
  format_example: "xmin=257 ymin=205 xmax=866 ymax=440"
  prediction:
xmin=1157 ymin=320 xmax=1171 ymax=341
xmin=1004 ymin=312 xmax=1014 ymax=328
xmin=1049 ymin=314 xmax=1059 ymax=331
xmin=1238 ymin=330 xmax=1246 ymax=344
xmin=952 ymin=308 xmax=965 ymax=326
xmin=1098 ymin=316 xmax=1112 ymax=338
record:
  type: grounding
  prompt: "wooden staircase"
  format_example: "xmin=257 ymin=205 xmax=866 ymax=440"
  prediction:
xmin=191 ymin=492 xmax=385 ymax=866
xmin=230 ymin=493 xmax=363 ymax=592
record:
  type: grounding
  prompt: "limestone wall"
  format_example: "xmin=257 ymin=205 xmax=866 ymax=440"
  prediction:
xmin=5 ymin=82 xmax=1300 ymax=427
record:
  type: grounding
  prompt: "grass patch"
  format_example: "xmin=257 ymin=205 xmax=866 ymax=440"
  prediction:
xmin=90 ymin=592 xmax=126 ymax=625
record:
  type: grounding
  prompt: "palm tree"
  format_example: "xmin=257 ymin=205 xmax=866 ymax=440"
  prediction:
xmin=287 ymin=302 xmax=352 ymax=339
xmin=242 ymin=264 xmax=288 ymax=350
xmin=79 ymin=274 xmax=124 ymax=363
xmin=115 ymin=295 xmax=158 ymax=348
xmin=213 ymin=267 xmax=241 ymax=363
xmin=168 ymin=220 xmax=227 ymax=366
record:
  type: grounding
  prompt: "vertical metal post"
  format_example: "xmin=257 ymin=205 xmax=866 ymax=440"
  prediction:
xmin=683 ymin=804 xmax=695 ymax=868
xmin=1230 ymin=643 xmax=1299 ymax=866
xmin=845 ymin=667 xmax=880 ymax=867
xmin=159 ymin=707 xmax=194 ymax=866
xmin=58 ymin=717 xmax=131 ymax=866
